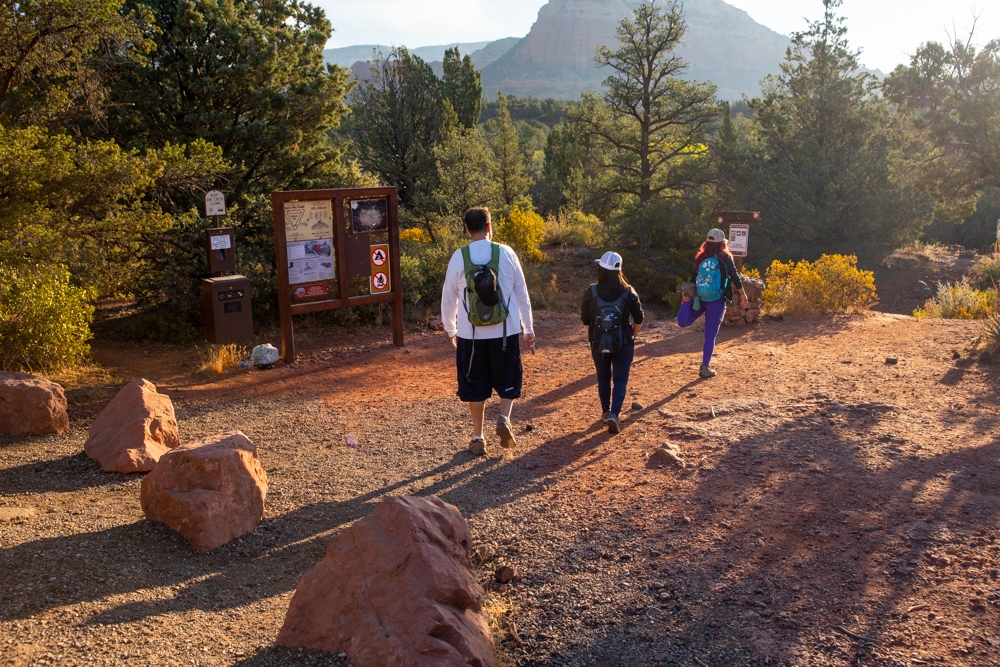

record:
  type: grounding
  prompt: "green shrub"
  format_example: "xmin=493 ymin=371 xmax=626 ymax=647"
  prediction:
xmin=763 ymin=254 xmax=878 ymax=314
xmin=914 ymin=278 xmax=997 ymax=319
xmin=543 ymin=210 xmax=607 ymax=247
xmin=969 ymin=254 xmax=1000 ymax=291
xmin=0 ymin=263 xmax=94 ymax=371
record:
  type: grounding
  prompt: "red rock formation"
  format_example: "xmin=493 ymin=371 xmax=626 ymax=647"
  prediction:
xmin=0 ymin=372 xmax=69 ymax=436
xmin=140 ymin=431 xmax=267 ymax=552
xmin=277 ymin=495 xmax=494 ymax=667
xmin=85 ymin=379 xmax=180 ymax=473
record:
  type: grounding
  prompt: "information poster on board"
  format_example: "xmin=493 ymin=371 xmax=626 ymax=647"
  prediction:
xmin=287 ymin=239 xmax=335 ymax=285
xmin=284 ymin=200 xmax=333 ymax=243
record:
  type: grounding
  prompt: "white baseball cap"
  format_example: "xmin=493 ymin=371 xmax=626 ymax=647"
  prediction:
xmin=706 ymin=228 xmax=726 ymax=242
xmin=595 ymin=251 xmax=623 ymax=271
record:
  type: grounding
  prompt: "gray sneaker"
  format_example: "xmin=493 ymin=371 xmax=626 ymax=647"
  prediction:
xmin=606 ymin=413 xmax=621 ymax=434
xmin=496 ymin=416 xmax=517 ymax=448
xmin=699 ymin=364 xmax=717 ymax=378
xmin=469 ymin=438 xmax=487 ymax=456
xmin=680 ymin=281 xmax=696 ymax=301
xmin=601 ymin=411 xmax=613 ymax=425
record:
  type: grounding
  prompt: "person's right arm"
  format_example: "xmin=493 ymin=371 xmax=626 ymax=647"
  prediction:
xmin=440 ymin=250 xmax=463 ymax=345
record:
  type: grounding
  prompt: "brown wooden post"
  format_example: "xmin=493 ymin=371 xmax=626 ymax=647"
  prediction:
xmin=388 ymin=190 xmax=404 ymax=347
xmin=272 ymin=195 xmax=295 ymax=363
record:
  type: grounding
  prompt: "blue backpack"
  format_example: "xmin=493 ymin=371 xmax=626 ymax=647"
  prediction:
xmin=695 ymin=256 xmax=727 ymax=302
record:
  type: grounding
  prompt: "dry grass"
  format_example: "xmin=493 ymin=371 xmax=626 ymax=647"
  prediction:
xmin=914 ymin=278 xmax=997 ymax=319
xmin=481 ymin=592 xmax=518 ymax=667
xmin=44 ymin=361 xmax=126 ymax=390
xmin=886 ymin=241 xmax=953 ymax=263
xmin=197 ymin=343 xmax=247 ymax=374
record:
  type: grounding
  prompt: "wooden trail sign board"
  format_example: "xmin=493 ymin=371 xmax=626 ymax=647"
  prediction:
xmin=272 ymin=187 xmax=403 ymax=363
xmin=716 ymin=211 xmax=761 ymax=270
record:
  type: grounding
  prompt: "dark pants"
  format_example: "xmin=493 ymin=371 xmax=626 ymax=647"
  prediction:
xmin=591 ymin=344 xmax=634 ymax=416
xmin=455 ymin=334 xmax=523 ymax=402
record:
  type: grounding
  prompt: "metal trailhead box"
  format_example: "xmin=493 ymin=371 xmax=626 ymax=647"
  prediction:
xmin=202 ymin=275 xmax=253 ymax=343
xmin=205 ymin=228 xmax=237 ymax=274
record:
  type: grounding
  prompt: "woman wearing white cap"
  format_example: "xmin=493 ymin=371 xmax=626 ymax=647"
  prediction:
xmin=677 ymin=229 xmax=748 ymax=377
xmin=580 ymin=251 xmax=644 ymax=433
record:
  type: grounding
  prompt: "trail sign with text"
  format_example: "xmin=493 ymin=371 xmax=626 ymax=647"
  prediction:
xmin=729 ymin=224 xmax=749 ymax=257
xmin=272 ymin=187 xmax=403 ymax=363
xmin=205 ymin=190 xmax=227 ymax=218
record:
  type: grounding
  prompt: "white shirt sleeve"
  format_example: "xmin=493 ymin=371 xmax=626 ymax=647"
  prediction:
xmin=440 ymin=250 xmax=464 ymax=338
xmin=506 ymin=247 xmax=534 ymax=335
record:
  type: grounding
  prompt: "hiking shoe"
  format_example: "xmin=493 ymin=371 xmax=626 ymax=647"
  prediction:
xmin=468 ymin=438 xmax=487 ymax=456
xmin=606 ymin=413 xmax=621 ymax=434
xmin=496 ymin=416 xmax=517 ymax=448
xmin=680 ymin=281 xmax=696 ymax=302
xmin=699 ymin=364 xmax=717 ymax=378
xmin=601 ymin=411 xmax=613 ymax=425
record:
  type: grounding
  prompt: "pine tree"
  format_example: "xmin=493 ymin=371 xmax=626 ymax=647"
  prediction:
xmin=487 ymin=93 xmax=531 ymax=207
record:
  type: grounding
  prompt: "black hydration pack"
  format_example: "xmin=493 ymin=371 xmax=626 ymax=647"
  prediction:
xmin=591 ymin=285 xmax=628 ymax=354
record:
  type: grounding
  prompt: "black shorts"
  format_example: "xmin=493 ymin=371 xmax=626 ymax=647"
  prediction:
xmin=455 ymin=334 xmax=523 ymax=402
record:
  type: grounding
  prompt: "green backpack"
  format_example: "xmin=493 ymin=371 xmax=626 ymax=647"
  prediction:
xmin=461 ymin=243 xmax=510 ymax=328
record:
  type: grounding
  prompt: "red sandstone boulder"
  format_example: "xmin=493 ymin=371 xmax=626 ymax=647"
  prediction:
xmin=85 ymin=379 xmax=180 ymax=473
xmin=0 ymin=372 xmax=69 ymax=436
xmin=277 ymin=495 xmax=494 ymax=667
xmin=140 ymin=431 xmax=267 ymax=552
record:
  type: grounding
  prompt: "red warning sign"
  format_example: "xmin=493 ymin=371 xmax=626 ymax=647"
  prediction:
xmin=369 ymin=243 xmax=391 ymax=294
xmin=371 ymin=271 xmax=390 ymax=293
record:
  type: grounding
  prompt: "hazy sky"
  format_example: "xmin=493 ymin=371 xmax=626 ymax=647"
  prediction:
xmin=317 ymin=0 xmax=996 ymax=73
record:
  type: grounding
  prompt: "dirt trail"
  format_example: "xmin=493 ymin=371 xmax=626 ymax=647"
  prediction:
xmin=2 ymin=312 xmax=999 ymax=667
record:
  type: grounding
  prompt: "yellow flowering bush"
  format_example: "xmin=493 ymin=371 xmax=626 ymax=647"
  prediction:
xmin=913 ymin=279 xmax=997 ymax=319
xmin=762 ymin=254 xmax=877 ymax=314
xmin=399 ymin=227 xmax=431 ymax=243
xmin=494 ymin=205 xmax=546 ymax=262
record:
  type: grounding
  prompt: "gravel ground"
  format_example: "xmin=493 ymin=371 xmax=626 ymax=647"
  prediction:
xmin=2 ymin=312 xmax=999 ymax=667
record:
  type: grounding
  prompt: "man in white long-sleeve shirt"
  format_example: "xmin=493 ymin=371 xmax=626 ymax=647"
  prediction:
xmin=441 ymin=207 xmax=536 ymax=456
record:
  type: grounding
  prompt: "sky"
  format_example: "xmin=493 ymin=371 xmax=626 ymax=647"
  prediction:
xmin=316 ymin=0 xmax=996 ymax=73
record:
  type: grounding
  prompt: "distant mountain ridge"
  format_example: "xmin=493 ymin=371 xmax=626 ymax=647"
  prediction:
xmin=328 ymin=0 xmax=791 ymax=101
xmin=482 ymin=0 xmax=790 ymax=100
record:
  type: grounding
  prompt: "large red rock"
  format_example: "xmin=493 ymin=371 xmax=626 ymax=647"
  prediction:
xmin=277 ymin=495 xmax=494 ymax=667
xmin=140 ymin=431 xmax=267 ymax=552
xmin=0 ymin=372 xmax=69 ymax=436
xmin=85 ymin=379 xmax=180 ymax=473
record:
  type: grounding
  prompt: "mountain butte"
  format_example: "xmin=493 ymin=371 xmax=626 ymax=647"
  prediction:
xmin=482 ymin=0 xmax=791 ymax=100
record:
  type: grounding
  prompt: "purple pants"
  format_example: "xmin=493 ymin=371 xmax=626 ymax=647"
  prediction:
xmin=677 ymin=298 xmax=727 ymax=366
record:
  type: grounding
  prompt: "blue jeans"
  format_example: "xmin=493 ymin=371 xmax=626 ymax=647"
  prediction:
xmin=591 ymin=344 xmax=634 ymax=416
xmin=677 ymin=298 xmax=727 ymax=366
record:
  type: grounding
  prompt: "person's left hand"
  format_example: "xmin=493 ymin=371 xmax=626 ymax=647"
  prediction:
xmin=525 ymin=333 xmax=536 ymax=354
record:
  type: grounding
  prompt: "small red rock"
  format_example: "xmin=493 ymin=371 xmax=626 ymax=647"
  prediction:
xmin=495 ymin=566 xmax=516 ymax=584
xmin=0 ymin=372 xmax=68 ymax=436
xmin=140 ymin=431 xmax=267 ymax=552
xmin=85 ymin=379 xmax=179 ymax=473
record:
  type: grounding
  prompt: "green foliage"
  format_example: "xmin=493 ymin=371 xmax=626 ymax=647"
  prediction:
xmin=442 ymin=47 xmax=482 ymax=130
xmin=922 ymin=189 xmax=1000 ymax=252
xmin=98 ymin=0 xmax=350 ymax=199
xmin=494 ymin=206 xmax=546 ymax=263
xmin=970 ymin=254 xmax=1000 ymax=291
xmin=715 ymin=0 xmax=930 ymax=266
xmin=914 ymin=279 xmax=997 ymax=319
xmin=0 ymin=263 xmax=94 ymax=371
xmin=486 ymin=93 xmax=532 ymax=208
xmin=567 ymin=1 xmax=718 ymax=252
xmin=480 ymin=96 xmax=573 ymax=128
xmin=349 ymin=48 xmax=451 ymax=209
xmin=883 ymin=37 xmax=1000 ymax=221
xmin=762 ymin=254 xmax=878 ymax=314
xmin=0 ymin=0 xmax=153 ymax=126
xmin=543 ymin=211 xmax=607 ymax=248
xmin=433 ymin=129 xmax=497 ymax=218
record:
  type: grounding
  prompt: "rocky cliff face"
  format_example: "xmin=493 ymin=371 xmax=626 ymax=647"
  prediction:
xmin=482 ymin=0 xmax=790 ymax=100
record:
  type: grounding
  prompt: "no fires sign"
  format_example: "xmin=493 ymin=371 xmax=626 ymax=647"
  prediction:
xmin=370 ymin=244 xmax=391 ymax=294
xmin=729 ymin=224 xmax=749 ymax=257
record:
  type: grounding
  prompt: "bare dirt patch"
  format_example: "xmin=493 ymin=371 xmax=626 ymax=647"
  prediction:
xmin=2 ymin=312 xmax=999 ymax=667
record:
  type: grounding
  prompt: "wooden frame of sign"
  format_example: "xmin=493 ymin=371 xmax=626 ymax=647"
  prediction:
xmin=272 ymin=186 xmax=403 ymax=363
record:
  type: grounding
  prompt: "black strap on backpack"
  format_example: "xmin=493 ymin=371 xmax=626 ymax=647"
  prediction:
xmin=591 ymin=285 xmax=628 ymax=355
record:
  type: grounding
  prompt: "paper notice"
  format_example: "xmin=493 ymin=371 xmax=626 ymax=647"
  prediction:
xmin=210 ymin=234 xmax=232 ymax=250
xmin=287 ymin=238 xmax=335 ymax=285
xmin=284 ymin=200 xmax=333 ymax=242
